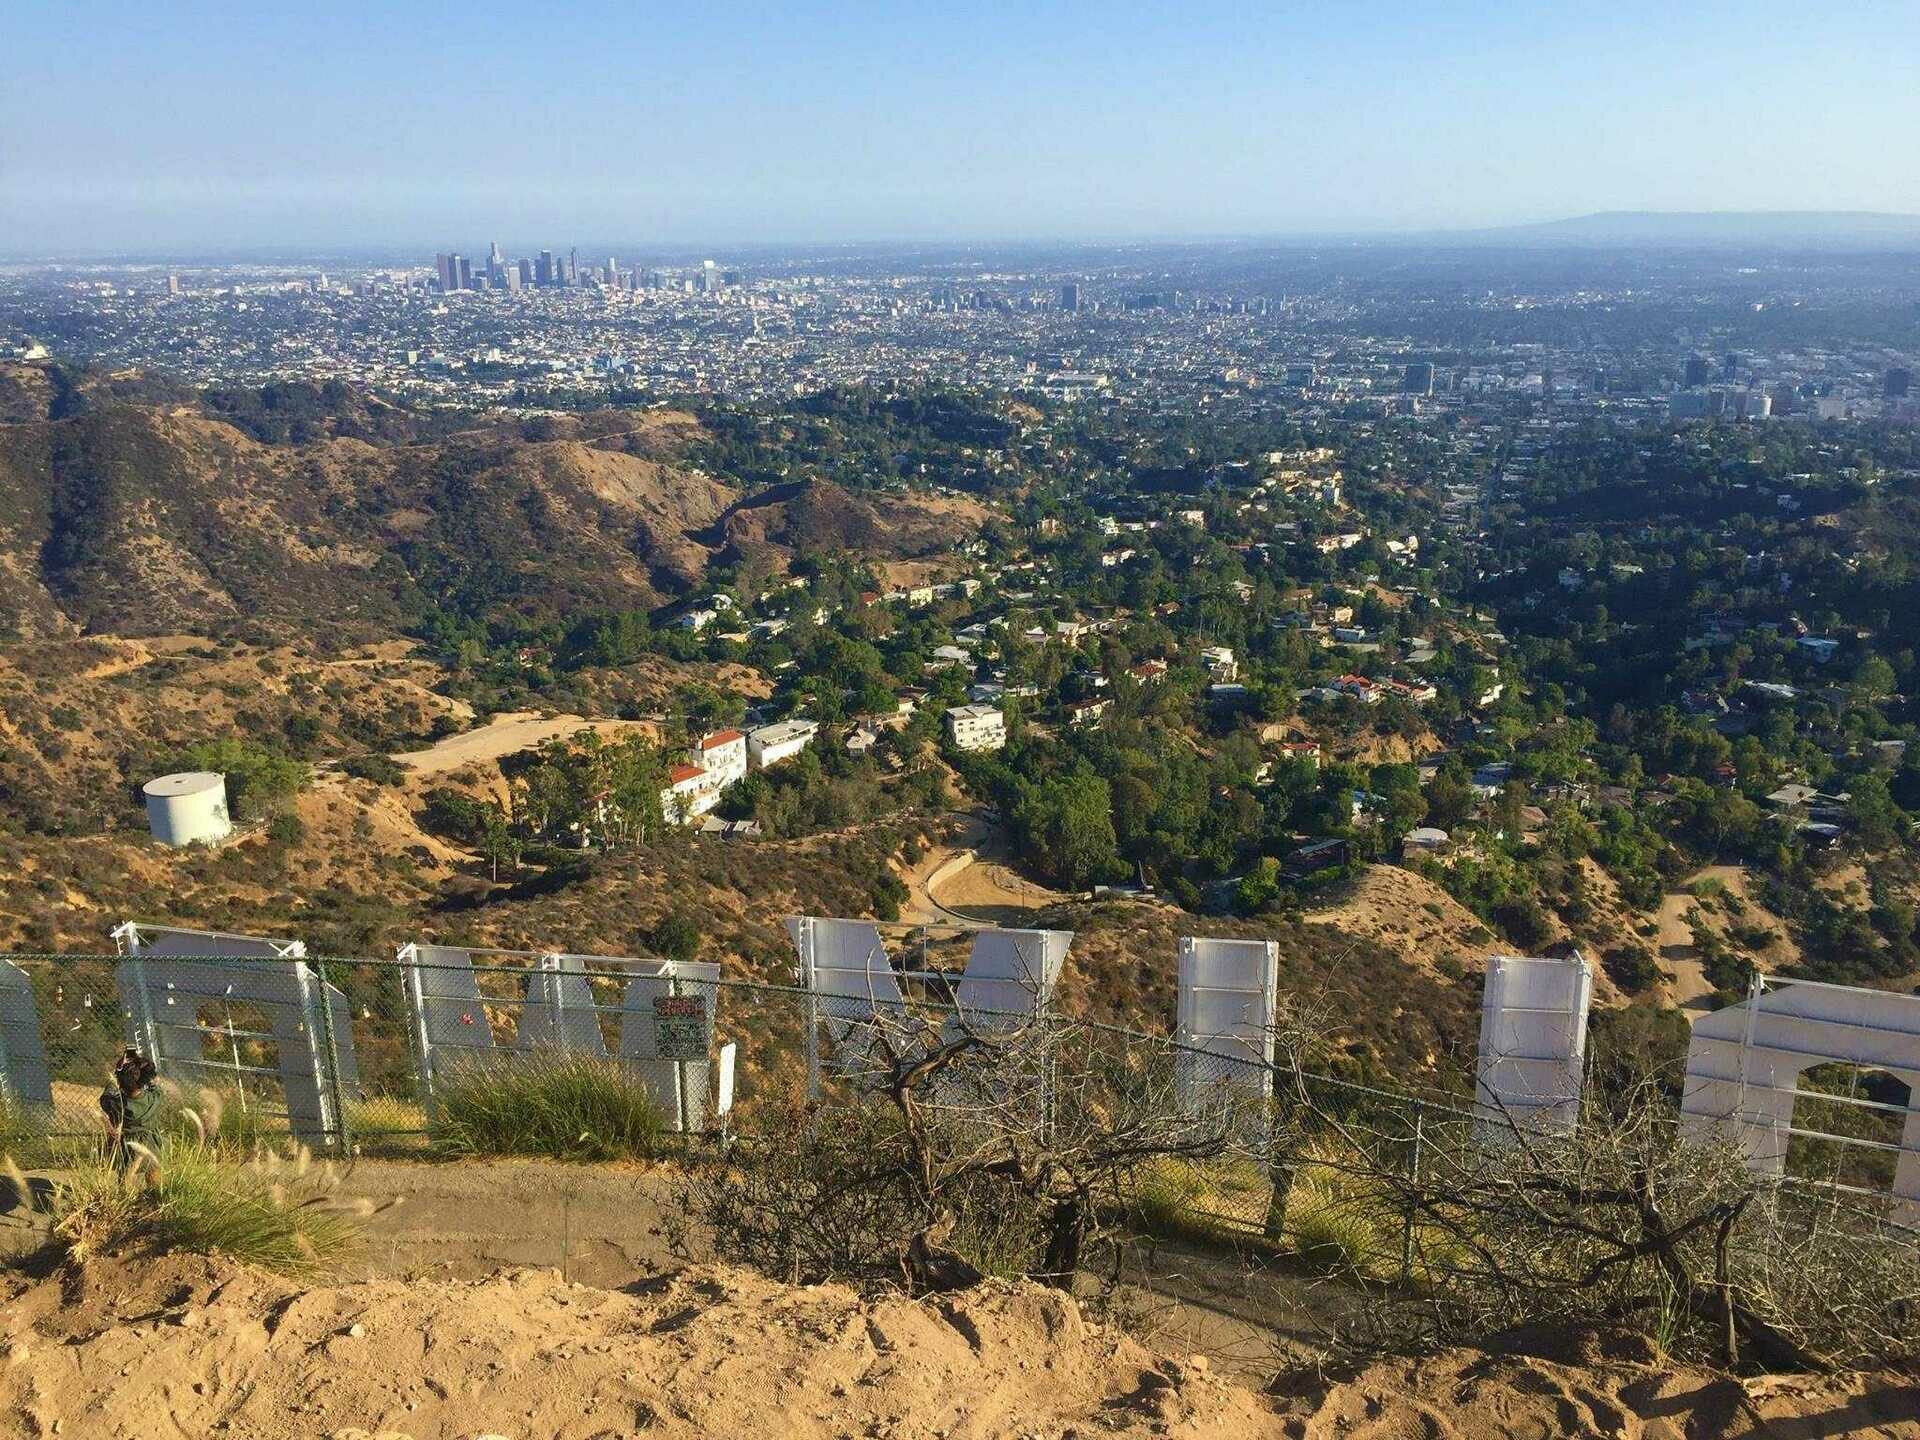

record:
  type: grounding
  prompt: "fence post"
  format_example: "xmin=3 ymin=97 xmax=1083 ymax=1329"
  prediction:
xmin=118 ymin=942 xmax=162 ymax=1063
xmin=308 ymin=960 xmax=352 ymax=1154
xmin=1264 ymin=1065 xmax=1299 ymax=1240
xmin=669 ymin=967 xmax=693 ymax=1135
xmin=398 ymin=945 xmax=439 ymax=1122
xmin=1399 ymin=1101 xmax=1425 ymax=1287
xmin=799 ymin=919 xmax=821 ymax=1102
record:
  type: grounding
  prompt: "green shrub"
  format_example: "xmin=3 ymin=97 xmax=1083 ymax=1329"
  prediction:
xmin=651 ymin=914 xmax=701 ymax=964
xmin=265 ymin=812 xmax=306 ymax=846
xmin=1603 ymin=943 xmax=1661 ymax=994
xmin=340 ymin=753 xmax=408 ymax=786
xmin=869 ymin=872 xmax=907 ymax=921
xmin=1129 ymin=1156 xmax=1218 ymax=1239
xmin=1127 ymin=1155 xmax=1271 ymax=1246
xmin=37 ymin=1131 xmax=362 ymax=1277
xmin=429 ymin=1054 xmax=666 ymax=1161
xmin=1285 ymin=1178 xmax=1386 ymax=1276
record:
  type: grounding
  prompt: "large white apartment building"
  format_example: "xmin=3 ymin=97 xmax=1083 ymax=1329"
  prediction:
xmin=944 ymin=703 xmax=1007 ymax=752
xmin=692 ymin=729 xmax=749 ymax=787
xmin=661 ymin=763 xmax=723 ymax=823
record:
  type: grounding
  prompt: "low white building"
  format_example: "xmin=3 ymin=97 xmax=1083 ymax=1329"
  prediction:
xmin=1066 ymin=697 xmax=1110 ymax=728
xmin=749 ymin=718 xmax=819 ymax=769
xmin=945 ymin=703 xmax=1007 ymax=752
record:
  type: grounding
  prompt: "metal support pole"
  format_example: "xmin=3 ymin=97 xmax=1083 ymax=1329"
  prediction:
xmin=1400 ymin=1103 xmax=1425 ymax=1287
xmin=800 ymin=919 xmax=821 ymax=1101
xmin=670 ymin=968 xmax=692 ymax=1136
xmin=542 ymin=952 xmax=562 ymax=1051
xmin=305 ymin=961 xmax=351 ymax=1153
xmin=1736 ymin=970 xmax=1765 ymax=1161
xmin=120 ymin=939 xmax=162 ymax=1065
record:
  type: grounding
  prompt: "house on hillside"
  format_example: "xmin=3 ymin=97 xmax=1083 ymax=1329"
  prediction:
xmin=1284 ymin=837 xmax=1350 ymax=879
xmin=1332 ymin=673 xmax=1383 ymax=705
xmin=693 ymin=730 xmax=749 ymax=788
xmin=662 ymin=764 xmax=723 ymax=824
xmin=748 ymin=719 xmax=819 ymax=769
xmin=1065 ymin=697 xmax=1110 ymax=728
xmin=1200 ymin=646 xmax=1238 ymax=682
xmin=945 ymin=703 xmax=1007 ymax=752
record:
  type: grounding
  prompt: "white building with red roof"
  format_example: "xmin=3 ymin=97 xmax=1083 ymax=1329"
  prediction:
xmin=662 ymin=762 xmax=722 ymax=824
xmin=692 ymin=729 xmax=749 ymax=788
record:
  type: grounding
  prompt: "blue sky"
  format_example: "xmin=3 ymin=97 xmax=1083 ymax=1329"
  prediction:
xmin=4 ymin=0 xmax=1917 ymax=252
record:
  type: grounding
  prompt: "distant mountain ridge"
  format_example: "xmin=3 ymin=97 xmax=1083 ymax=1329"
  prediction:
xmin=1456 ymin=209 xmax=1920 ymax=249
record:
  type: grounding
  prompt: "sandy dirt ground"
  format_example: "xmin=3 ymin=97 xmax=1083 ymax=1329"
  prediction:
xmin=391 ymin=712 xmax=665 ymax=777
xmin=4 ymin=1233 xmax=1912 ymax=1440
xmin=898 ymin=811 xmax=1072 ymax=926
xmin=1653 ymin=865 xmax=1796 ymax=1015
xmin=0 ymin=1250 xmax=1280 ymax=1440
xmin=5 ymin=1158 xmax=1917 ymax=1440
xmin=0 ymin=1157 xmax=1326 ymax=1387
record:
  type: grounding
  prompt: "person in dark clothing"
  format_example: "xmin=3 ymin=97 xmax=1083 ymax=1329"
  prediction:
xmin=99 ymin=1048 xmax=158 ymax=1169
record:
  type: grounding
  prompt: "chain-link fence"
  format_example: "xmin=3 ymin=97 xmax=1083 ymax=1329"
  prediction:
xmin=2 ymin=944 xmax=1915 ymax=1272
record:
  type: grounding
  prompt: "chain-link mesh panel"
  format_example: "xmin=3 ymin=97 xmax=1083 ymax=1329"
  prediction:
xmin=3 ymin=950 xmax=1916 ymax=1264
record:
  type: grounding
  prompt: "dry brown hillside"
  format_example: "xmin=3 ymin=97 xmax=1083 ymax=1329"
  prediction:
xmin=0 ymin=367 xmax=994 ymax=641
xmin=1305 ymin=862 xmax=1501 ymax=975
xmin=0 ymin=636 xmax=461 ymax=833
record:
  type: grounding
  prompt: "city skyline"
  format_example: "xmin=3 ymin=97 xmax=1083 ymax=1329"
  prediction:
xmin=6 ymin=1 xmax=1920 ymax=253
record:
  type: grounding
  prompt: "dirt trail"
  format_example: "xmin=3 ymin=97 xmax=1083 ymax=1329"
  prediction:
xmin=1655 ymin=880 xmax=1717 ymax=1013
xmin=1655 ymin=865 xmax=1796 ymax=1016
xmin=392 ymin=712 xmax=664 ymax=776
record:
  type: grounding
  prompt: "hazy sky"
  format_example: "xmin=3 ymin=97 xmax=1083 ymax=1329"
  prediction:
xmin=5 ymin=0 xmax=1918 ymax=254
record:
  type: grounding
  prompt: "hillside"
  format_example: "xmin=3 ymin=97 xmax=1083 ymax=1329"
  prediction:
xmin=0 ymin=365 xmax=988 ymax=641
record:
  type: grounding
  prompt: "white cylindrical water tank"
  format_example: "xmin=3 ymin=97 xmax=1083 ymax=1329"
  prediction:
xmin=143 ymin=771 xmax=233 ymax=847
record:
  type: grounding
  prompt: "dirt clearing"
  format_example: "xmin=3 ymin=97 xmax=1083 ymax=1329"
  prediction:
xmin=392 ymin=712 xmax=664 ymax=777
xmin=5 ymin=1242 xmax=1915 ymax=1440
xmin=0 ymin=1252 xmax=1278 ymax=1440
